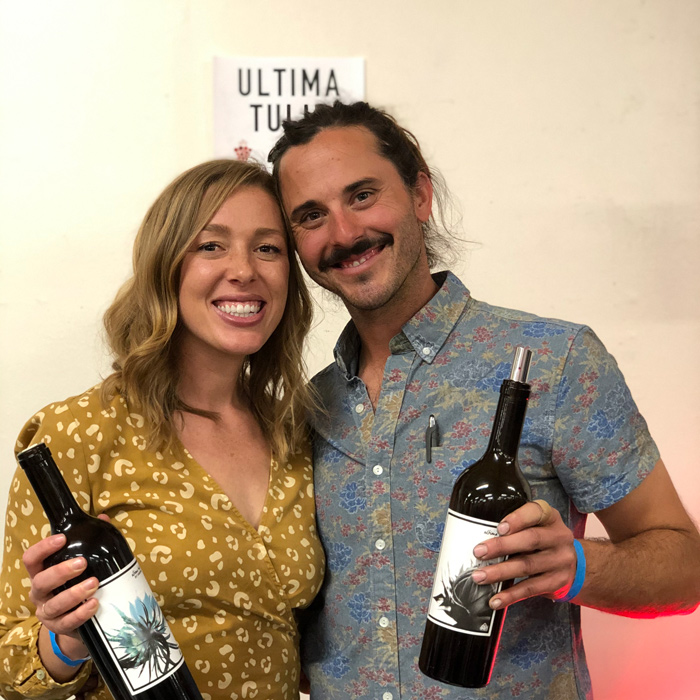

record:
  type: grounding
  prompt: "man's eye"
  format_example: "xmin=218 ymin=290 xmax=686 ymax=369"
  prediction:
xmin=356 ymin=191 xmax=371 ymax=202
xmin=299 ymin=210 xmax=324 ymax=227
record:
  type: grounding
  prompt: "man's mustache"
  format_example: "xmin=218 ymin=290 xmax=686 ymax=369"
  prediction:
xmin=319 ymin=234 xmax=393 ymax=271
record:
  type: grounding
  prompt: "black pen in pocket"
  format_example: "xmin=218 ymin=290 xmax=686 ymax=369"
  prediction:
xmin=425 ymin=414 xmax=440 ymax=463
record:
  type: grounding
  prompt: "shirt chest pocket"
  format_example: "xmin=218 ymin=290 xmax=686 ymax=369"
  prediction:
xmin=410 ymin=444 xmax=461 ymax=552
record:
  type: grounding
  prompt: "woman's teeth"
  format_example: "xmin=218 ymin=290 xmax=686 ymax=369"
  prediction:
xmin=216 ymin=302 xmax=262 ymax=317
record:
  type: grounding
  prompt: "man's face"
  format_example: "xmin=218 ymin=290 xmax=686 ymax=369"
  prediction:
xmin=277 ymin=126 xmax=432 ymax=314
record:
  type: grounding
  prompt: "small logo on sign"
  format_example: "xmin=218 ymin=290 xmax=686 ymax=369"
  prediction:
xmin=234 ymin=140 xmax=251 ymax=161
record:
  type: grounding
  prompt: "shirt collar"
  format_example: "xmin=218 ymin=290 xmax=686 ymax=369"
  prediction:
xmin=332 ymin=270 xmax=472 ymax=379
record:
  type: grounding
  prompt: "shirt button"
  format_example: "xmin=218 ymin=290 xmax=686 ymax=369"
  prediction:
xmin=383 ymin=693 xmax=393 ymax=700
xmin=375 ymin=538 xmax=386 ymax=550
xmin=422 ymin=346 xmax=431 ymax=355
xmin=379 ymin=616 xmax=389 ymax=628
xmin=355 ymin=403 xmax=365 ymax=414
xmin=373 ymin=464 xmax=383 ymax=475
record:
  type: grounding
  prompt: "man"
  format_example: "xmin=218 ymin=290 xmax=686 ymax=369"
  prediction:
xmin=269 ymin=101 xmax=700 ymax=699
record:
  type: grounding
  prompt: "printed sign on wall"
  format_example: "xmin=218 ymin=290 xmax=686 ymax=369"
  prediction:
xmin=214 ymin=56 xmax=365 ymax=165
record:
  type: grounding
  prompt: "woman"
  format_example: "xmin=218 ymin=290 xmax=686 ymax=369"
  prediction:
xmin=0 ymin=159 xmax=325 ymax=699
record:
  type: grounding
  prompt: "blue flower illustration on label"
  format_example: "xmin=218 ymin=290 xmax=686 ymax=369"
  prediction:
xmin=92 ymin=559 xmax=184 ymax=692
xmin=105 ymin=594 xmax=180 ymax=677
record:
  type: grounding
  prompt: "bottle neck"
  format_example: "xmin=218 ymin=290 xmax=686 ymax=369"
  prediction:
xmin=18 ymin=445 xmax=84 ymax=528
xmin=487 ymin=381 xmax=530 ymax=457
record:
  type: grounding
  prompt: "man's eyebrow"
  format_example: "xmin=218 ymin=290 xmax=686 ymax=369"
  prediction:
xmin=343 ymin=177 xmax=378 ymax=195
xmin=289 ymin=178 xmax=380 ymax=222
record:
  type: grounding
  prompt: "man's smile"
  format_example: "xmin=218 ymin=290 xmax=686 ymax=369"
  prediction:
xmin=335 ymin=245 xmax=385 ymax=270
xmin=319 ymin=233 xmax=393 ymax=272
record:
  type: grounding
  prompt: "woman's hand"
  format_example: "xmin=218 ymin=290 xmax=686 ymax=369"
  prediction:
xmin=23 ymin=516 xmax=110 ymax=670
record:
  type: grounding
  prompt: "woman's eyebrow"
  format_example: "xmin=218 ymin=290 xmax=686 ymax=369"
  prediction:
xmin=201 ymin=223 xmax=230 ymax=234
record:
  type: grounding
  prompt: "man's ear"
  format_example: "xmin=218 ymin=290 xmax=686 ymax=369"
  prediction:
xmin=413 ymin=170 xmax=433 ymax=223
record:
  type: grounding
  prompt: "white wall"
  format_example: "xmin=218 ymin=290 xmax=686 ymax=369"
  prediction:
xmin=1 ymin=2 xmax=698 ymax=699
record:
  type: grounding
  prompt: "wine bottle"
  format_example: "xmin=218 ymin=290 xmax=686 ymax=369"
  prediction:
xmin=16 ymin=443 xmax=203 ymax=700
xmin=418 ymin=346 xmax=533 ymax=688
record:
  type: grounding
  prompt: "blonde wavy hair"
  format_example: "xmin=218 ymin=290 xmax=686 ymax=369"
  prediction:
xmin=102 ymin=159 xmax=315 ymax=459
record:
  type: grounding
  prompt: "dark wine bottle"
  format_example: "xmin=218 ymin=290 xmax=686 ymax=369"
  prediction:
xmin=418 ymin=346 xmax=533 ymax=688
xmin=16 ymin=443 xmax=203 ymax=700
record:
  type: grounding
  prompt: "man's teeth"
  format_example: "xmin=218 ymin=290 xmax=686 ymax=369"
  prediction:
xmin=341 ymin=254 xmax=371 ymax=269
xmin=216 ymin=302 xmax=262 ymax=317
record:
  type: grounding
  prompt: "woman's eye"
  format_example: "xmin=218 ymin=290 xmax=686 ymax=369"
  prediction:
xmin=197 ymin=241 xmax=221 ymax=253
xmin=257 ymin=244 xmax=283 ymax=256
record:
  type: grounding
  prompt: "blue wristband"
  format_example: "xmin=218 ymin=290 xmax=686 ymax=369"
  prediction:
xmin=49 ymin=629 xmax=90 ymax=667
xmin=557 ymin=539 xmax=586 ymax=603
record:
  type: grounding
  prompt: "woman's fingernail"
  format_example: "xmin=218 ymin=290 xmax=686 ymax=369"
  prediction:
xmin=473 ymin=544 xmax=488 ymax=558
xmin=82 ymin=597 xmax=99 ymax=612
xmin=70 ymin=558 xmax=86 ymax=571
xmin=82 ymin=578 xmax=98 ymax=592
xmin=50 ymin=534 xmax=66 ymax=545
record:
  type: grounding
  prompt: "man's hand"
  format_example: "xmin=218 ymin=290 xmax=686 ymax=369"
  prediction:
xmin=468 ymin=460 xmax=700 ymax=616
xmin=470 ymin=499 xmax=577 ymax=609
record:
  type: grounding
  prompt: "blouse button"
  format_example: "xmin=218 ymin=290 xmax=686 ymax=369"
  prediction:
xmin=373 ymin=465 xmax=383 ymax=475
xmin=379 ymin=616 xmax=390 ymax=628
xmin=355 ymin=403 xmax=365 ymax=414
xmin=422 ymin=346 xmax=431 ymax=355
xmin=375 ymin=538 xmax=386 ymax=551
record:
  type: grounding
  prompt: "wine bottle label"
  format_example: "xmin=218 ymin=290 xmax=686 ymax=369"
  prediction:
xmin=91 ymin=558 xmax=185 ymax=692
xmin=426 ymin=510 xmax=505 ymax=636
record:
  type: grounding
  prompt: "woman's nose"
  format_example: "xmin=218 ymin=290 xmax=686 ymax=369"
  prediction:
xmin=225 ymin=252 xmax=256 ymax=284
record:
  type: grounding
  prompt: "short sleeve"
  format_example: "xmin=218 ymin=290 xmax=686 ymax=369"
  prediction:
xmin=551 ymin=326 xmax=659 ymax=513
xmin=0 ymin=402 xmax=94 ymax=699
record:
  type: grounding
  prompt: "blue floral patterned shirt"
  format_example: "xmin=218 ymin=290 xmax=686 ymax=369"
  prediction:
xmin=302 ymin=271 xmax=659 ymax=700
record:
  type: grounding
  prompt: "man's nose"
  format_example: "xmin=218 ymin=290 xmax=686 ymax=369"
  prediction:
xmin=327 ymin=209 xmax=362 ymax=247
